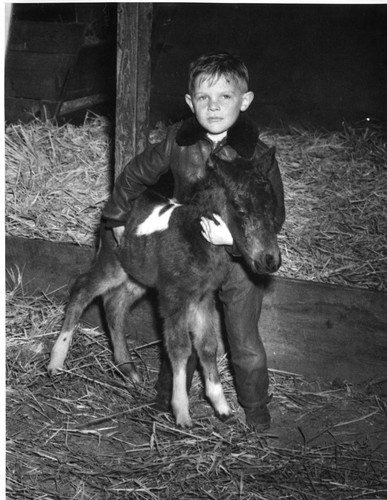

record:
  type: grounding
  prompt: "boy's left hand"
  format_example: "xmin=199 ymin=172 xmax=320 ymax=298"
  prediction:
xmin=200 ymin=214 xmax=233 ymax=246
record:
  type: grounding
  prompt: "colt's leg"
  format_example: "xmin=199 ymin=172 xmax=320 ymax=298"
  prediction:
xmin=103 ymin=280 xmax=145 ymax=382
xmin=154 ymin=349 xmax=198 ymax=412
xmin=48 ymin=261 xmax=127 ymax=376
xmin=163 ymin=313 xmax=192 ymax=428
xmin=190 ymin=299 xmax=231 ymax=420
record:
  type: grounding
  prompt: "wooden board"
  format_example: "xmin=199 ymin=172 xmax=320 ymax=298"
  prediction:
xmin=6 ymin=236 xmax=387 ymax=383
xmin=115 ymin=3 xmax=153 ymax=175
xmin=5 ymin=97 xmax=57 ymax=123
xmin=260 ymin=279 xmax=387 ymax=383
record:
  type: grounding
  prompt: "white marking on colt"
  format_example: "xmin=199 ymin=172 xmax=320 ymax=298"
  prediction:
xmin=135 ymin=201 xmax=181 ymax=236
xmin=206 ymin=380 xmax=231 ymax=416
xmin=47 ymin=329 xmax=73 ymax=375
xmin=172 ymin=366 xmax=191 ymax=427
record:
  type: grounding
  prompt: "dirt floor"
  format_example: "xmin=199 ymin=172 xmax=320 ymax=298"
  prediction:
xmin=6 ymin=288 xmax=387 ymax=499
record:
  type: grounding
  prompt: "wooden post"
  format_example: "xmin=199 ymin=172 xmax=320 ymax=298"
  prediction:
xmin=115 ymin=3 xmax=152 ymax=178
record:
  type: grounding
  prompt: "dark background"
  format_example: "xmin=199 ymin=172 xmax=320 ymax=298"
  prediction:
xmin=150 ymin=3 xmax=387 ymax=129
xmin=8 ymin=2 xmax=387 ymax=130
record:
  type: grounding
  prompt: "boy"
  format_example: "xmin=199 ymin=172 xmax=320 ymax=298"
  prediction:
xmin=102 ymin=52 xmax=285 ymax=430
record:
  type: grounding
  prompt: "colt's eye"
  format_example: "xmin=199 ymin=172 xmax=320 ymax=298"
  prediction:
xmin=237 ymin=209 xmax=247 ymax=217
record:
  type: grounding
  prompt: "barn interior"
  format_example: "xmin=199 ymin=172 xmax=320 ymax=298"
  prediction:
xmin=5 ymin=3 xmax=387 ymax=499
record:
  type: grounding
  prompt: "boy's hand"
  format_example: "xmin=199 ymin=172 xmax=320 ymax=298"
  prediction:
xmin=200 ymin=214 xmax=233 ymax=246
xmin=112 ymin=225 xmax=125 ymax=245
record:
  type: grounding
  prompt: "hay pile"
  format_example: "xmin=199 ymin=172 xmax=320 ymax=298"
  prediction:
xmin=5 ymin=114 xmax=112 ymax=246
xmin=6 ymin=278 xmax=387 ymax=499
xmin=5 ymin=116 xmax=386 ymax=291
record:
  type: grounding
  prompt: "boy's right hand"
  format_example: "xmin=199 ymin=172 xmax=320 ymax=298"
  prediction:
xmin=200 ymin=214 xmax=233 ymax=246
xmin=112 ymin=226 xmax=125 ymax=246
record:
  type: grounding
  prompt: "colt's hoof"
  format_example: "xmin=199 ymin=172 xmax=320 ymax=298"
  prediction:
xmin=47 ymin=362 xmax=63 ymax=377
xmin=153 ymin=393 xmax=172 ymax=413
xmin=118 ymin=363 xmax=141 ymax=383
xmin=215 ymin=411 xmax=234 ymax=424
xmin=175 ymin=414 xmax=192 ymax=429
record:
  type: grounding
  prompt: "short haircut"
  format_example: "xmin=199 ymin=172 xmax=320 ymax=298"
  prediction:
xmin=188 ymin=52 xmax=249 ymax=94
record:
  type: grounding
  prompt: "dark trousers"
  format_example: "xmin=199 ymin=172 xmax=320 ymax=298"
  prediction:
xmin=155 ymin=258 xmax=270 ymax=412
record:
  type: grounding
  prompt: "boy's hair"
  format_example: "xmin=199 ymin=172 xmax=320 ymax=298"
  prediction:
xmin=188 ymin=52 xmax=249 ymax=94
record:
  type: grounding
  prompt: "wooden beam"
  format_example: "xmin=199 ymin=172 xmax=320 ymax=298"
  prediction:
xmin=59 ymin=94 xmax=109 ymax=115
xmin=115 ymin=3 xmax=152 ymax=178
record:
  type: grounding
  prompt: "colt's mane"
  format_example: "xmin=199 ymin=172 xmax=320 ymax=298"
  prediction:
xmin=180 ymin=167 xmax=228 ymax=216
xmin=183 ymin=159 xmax=269 ymax=211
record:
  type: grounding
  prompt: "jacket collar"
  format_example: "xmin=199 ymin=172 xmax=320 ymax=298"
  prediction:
xmin=176 ymin=114 xmax=259 ymax=158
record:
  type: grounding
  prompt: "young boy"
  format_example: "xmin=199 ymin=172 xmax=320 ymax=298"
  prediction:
xmin=102 ymin=52 xmax=285 ymax=430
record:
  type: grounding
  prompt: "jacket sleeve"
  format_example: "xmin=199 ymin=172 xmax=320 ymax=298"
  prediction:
xmin=102 ymin=127 xmax=176 ymax=227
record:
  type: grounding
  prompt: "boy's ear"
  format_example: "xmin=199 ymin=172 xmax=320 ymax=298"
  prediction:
xmin=185 ymin=94 xmax=195 ymax=113
xmin=240 ymin=91 xmax=254 ymax=111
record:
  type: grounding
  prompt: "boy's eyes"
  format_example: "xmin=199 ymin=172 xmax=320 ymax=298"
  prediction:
xmin=196 ymin=94 xmax=232 ymax=101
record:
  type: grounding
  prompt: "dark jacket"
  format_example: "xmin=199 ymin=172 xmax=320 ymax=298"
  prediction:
xmin=102 ymin=115 xmax=285 ymax=232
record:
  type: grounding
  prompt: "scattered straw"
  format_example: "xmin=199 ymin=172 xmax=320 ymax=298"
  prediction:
xmin=5 ymin=117 xmax=387 ymax=497
xmin=6 ymin=277 xmax=387 ymax=499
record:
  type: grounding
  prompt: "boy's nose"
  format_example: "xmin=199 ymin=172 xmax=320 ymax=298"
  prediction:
xmin=209 ymin=100 xmax=220 ymax=110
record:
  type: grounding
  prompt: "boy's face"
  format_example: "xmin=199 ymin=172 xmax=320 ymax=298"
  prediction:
xmin=185 ymin=75 xmax=254 ymax=138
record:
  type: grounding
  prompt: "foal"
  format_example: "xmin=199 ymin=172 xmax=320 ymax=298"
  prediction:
xmin=48 ymin=148 xmax=281 ymax=428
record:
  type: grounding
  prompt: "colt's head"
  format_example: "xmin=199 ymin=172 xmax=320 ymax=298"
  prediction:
xmin=210 ymin=148 xmax=282 ymax=274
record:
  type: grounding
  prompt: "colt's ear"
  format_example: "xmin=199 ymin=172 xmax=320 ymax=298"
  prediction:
xmin=255 ymin=146 xmax=276 ymax=172
xmin=263 ymin=146 xmax=276 ymax=162
xmin=268 ymin=146 xmax=276 ymax=158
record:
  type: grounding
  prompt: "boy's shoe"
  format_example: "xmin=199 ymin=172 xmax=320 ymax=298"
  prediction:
xmin=244 ymin=404 xmax=271 ymax=431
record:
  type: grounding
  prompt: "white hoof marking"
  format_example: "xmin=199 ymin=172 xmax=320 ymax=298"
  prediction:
xmin=206 ymin=380 xmax=231 ymax=416
xmin=172 ymin=367 xmax=191 ymax=427
xmin=47 ymin=330 xmax=73 ymax=375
